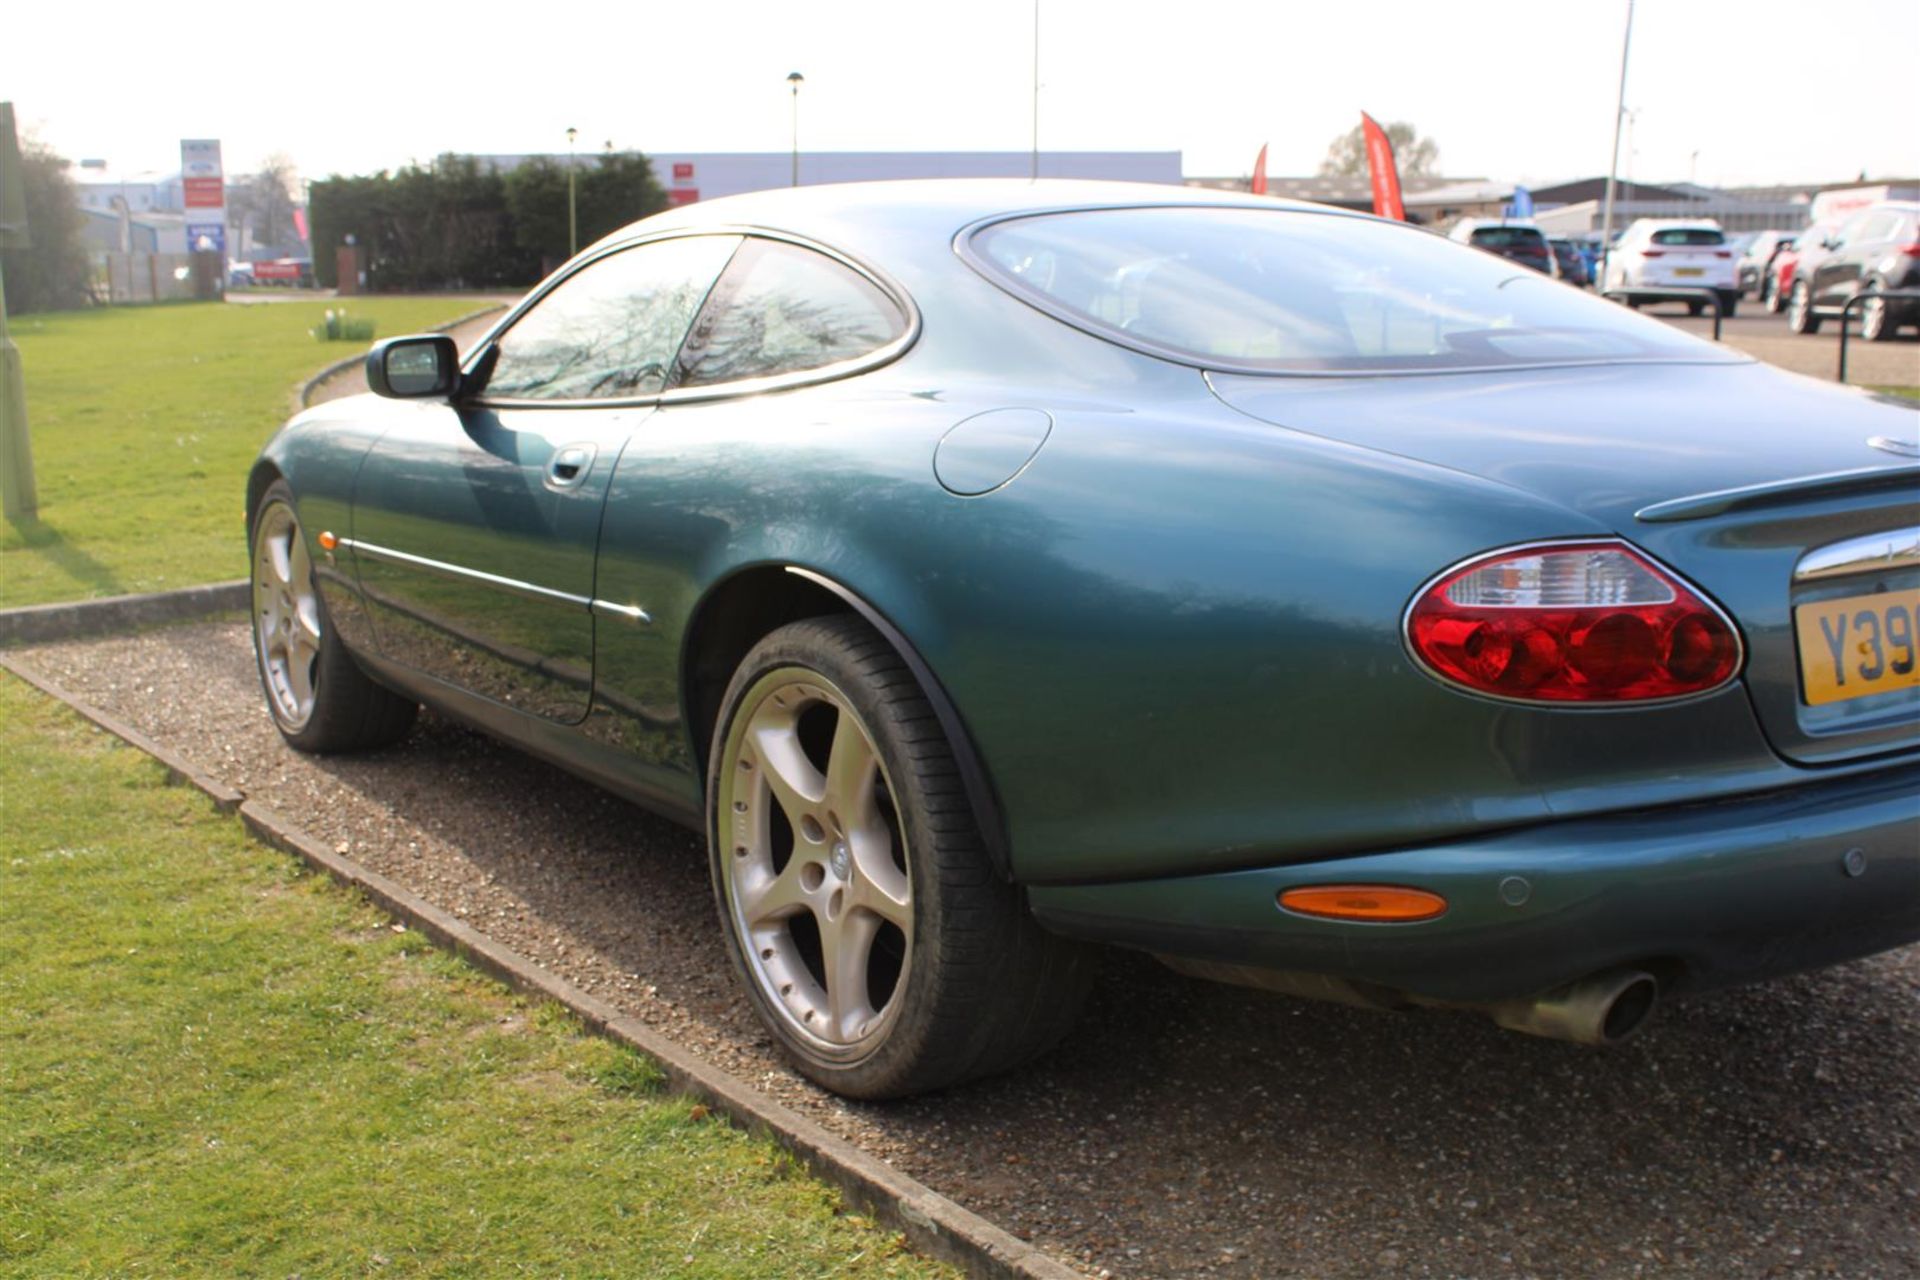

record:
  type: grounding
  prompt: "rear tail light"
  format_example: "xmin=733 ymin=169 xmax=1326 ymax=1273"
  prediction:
xmin=1713 ymin=250 xmax=1733 ymax=258
xmin=1898 ymin=242 xmax=1920 ymax=256
xmin=1640 ymin=249 xmax=1664 ymax=258
xmin=1405 ymin=541 xmax=1742 ymax=703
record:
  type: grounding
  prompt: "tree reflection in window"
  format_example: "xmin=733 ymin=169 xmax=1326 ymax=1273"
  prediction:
xmin=486 ymin=235 xmax=741 ymax=400
xmin=676 ymin=240 xmax=907 ymax=388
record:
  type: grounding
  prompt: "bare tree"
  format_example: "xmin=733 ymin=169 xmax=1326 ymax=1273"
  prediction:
xmin=1320 ymin=122 xmax=1439 ymax=179
xmin=228 ymin=153 xmax=300 ymax=253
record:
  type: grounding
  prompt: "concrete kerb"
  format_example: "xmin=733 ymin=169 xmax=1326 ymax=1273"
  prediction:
xmin=0 ymin=579 xmax=249 ymax=648
xmin=0 ymin=653 xmax=244 ymax=813
xmin=0 ymin=610 xmax=1082 ymax=1280
xmin=295 ymin=303 xmax=509 ymax=411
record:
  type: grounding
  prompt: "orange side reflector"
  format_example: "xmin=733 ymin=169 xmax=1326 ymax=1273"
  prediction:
xmin=317 ymin=531 xmax=338 ymax=550
xmin=1278 ymin=884 xmax=1447 ymax=923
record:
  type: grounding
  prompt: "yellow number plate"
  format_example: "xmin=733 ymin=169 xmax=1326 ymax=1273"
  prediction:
xmin=1794 ymin=589 xmax=1920 ymax=706
xmin=1672 ymin=267 xmax=1705 ymax=277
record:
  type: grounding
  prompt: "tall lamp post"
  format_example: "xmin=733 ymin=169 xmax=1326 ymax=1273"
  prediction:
xmin=787 ymin=72 xmax=804 ymax=187
xmin=566 ymin=126 xmax=579 ymax=258
xmin=1598 ymin=0 xmax=1635 ymax=292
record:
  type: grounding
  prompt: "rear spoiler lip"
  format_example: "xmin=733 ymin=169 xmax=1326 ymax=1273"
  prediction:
xmin=1635 ymin=464 xmax=1920 ymax=523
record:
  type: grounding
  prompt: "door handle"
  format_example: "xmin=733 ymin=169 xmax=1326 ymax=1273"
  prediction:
xmin=546 ymin=443 xmax=596 ymax=489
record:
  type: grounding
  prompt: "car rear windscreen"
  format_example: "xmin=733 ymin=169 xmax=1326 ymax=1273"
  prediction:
xmin=1469 ymin=227 xmax=1547 ymax=249
xmin=1651 ymin=228 xmax=1726 ymax=246
xmin=967 ymin=206 xmax=1741 ymax=374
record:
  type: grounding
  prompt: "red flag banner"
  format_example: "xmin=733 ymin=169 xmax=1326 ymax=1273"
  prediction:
xmin=1360 ymin=113 xmax=1406 ymax=221
xmin=1251 ymin=143 xmax=1268 ymax=196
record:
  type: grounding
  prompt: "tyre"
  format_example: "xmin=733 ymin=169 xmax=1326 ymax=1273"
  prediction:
xmin=1687 ymin=301 xmax=1705 ymax=317
xmin=250 ymin=480 xmax=417 ymax=752
xmin=1764 ymin=275 xmax=1785 ymax=313
xmin=1860 ymin=290 xmax=1894 ymax=342
xmin=707 ymin=616 xmax=1096 ymax=1098
xmin=1718 ymin=291 xmax=1738 ymax=319
xmin=1787 ymin=281 xmax=1821 ymax=334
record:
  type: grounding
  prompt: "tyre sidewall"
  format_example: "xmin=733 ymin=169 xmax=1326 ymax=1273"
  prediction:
xmin=705 ymin=620 xmax=982 ymax=1097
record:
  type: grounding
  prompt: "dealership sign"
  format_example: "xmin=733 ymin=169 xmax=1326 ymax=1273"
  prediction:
xmin=180 ymin=139 xmax=224 ymax=221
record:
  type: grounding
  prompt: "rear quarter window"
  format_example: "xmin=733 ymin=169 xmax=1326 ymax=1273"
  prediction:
xmin=675 ymin=239 xmax=909 ymax=389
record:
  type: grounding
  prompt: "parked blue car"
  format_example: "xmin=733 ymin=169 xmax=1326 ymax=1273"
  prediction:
xmin=250 ymin=181 xmax=1920 ymax=1097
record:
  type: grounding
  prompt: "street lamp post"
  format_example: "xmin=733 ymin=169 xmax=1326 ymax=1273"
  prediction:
xmin=1598 ymin=0 xmax=1636 ymax=292
xmin=787 ymin=72 xmax=804 ymax=187
xmin=566 ymin=126 xmax=578 ymax=258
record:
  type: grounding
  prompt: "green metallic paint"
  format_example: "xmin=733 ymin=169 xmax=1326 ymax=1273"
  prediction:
xmin=250 ymin=180 xmax=1920 ymax=1010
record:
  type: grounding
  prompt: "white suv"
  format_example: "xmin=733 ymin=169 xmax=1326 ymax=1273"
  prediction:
xmin=1604 ymin=220 xmax=1740 ymax=317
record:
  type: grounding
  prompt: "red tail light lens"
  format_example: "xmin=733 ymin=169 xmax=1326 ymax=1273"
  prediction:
xmin=1406 ymin=542 xmax=1742 ymax=702
xmin=1640 ymin=249 xmax=1664 ymax=258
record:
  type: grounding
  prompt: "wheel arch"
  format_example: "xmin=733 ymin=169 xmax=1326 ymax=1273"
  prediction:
xmin=679 ymin=563 xmax=1013 ymax=881
xmin=246 ymin=459 xmax=285 ymax=536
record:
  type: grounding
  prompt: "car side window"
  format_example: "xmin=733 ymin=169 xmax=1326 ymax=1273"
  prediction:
xmin=484 ymin=235 xmax=742 ymax=401
xmin=674 ymin=238 xmax=908 ymax=389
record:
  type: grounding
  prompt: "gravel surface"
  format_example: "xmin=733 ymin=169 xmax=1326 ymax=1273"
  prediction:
xmin=15 ymin=621 xmax=1920 ymax=1280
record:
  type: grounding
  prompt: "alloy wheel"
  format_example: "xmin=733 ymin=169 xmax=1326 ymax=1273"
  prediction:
xmin=252 ymin=501 xmax=322 ymax=730
xmin=717 ymin=668 xmax=913 ymax=1060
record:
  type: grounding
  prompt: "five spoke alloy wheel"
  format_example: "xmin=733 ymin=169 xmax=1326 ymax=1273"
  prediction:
xmin=719 ymin=668 xmax=913 ymax=1060
xmin=249 ymin=479 xmax=416 ymax=753
xmin=708 ymin=616 xmax=1095 ymax=1098
xmin=252 ymin=495 xmax=323 ymax=732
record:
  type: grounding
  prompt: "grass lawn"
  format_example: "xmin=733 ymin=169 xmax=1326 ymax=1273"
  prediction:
xmin=1 ymin=299 xmax=494 ymax=609
xmin=1871 ymin=385 xmax=1920 ymax=401
xmin=0 ymin=675 xmax=952 ymax=1279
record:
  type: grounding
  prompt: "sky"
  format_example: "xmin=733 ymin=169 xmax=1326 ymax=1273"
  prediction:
xmin=7 ymin=0 xmax=1916 ymax=190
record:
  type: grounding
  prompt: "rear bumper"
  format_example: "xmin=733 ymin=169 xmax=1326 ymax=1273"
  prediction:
xmin=1028 ymin=764 xmax=1920 ymax=1004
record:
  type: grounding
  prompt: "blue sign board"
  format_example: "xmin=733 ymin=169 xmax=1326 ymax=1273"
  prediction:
xmin=185 ymin=222 xmax=226 ymax=254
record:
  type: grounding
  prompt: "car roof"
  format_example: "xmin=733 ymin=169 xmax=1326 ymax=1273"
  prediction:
xmin=586 ymin=179 xmax=1356 ymax=254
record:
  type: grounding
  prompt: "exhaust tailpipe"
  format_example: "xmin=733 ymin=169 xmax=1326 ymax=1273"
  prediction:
xmin=1489 ymin=967 xmax=1660 ymax=1046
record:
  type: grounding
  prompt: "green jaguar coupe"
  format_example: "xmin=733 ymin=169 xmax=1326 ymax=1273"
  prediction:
xmin=249 ymin=180 xmax=1920 ymax=1098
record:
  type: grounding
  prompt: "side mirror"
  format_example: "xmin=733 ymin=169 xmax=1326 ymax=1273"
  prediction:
xmin=366 ymin=335 xmax=460 ymax=399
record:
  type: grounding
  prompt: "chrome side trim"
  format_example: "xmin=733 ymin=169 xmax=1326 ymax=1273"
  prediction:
xmin=591 ymin=600 xmax=654 ymax=625
xmin=338 ymin=538 xmax=591 ymax=609
xmin=1794 ymin=528 xmax=1920 ymax=583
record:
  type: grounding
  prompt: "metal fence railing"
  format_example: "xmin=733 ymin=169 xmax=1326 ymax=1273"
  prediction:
xmin=1835 ymin=287 xmax=1920 ymax=384
xmin=1602 ymin=286 xmax=1725 ymax=342
xmin=92 ymin=253 xmax=221 ymax=305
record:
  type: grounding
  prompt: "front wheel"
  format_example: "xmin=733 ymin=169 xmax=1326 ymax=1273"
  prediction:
xmin=1764 ymin=276 xmax=1786 ymax=313
xmin=1787 ymin=281 xmax=1821 ymax=334
xmin=250 ymin=480 xmax=417 ymax=752
xmin=1860 ymin=291 xmax=1894 ymax=342
xmin=708 ymin=616 xmax=1095 ymax=1098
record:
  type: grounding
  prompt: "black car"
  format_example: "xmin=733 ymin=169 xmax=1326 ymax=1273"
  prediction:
xmin=1549 ymin=238 xmax=1591 ymax=287
xmin=1787 ymin=202 xmax=1920 ymax=341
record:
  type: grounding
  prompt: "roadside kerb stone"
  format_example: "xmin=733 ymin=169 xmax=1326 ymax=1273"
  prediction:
xmin=0 ymin=579 xmax=248 ymax=649
xmin=0 ymin=652 xmax=244 ymax=813
xmin=0 ymin=629 xmax=1080 ymax=1280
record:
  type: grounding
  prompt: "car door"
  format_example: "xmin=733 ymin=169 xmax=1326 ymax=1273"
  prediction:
xmin=348 ymin=233 xmax=743 ymax=724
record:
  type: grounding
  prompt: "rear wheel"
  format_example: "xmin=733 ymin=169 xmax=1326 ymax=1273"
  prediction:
xmin=1787 ymin=280 xmax=1821 ymax=334
xmin=1764 ymin=275 xmax=1786 ymax=313
xmin=1717 ymin=291 xmax=1738 ymax=319
xmin=1686 ymin=301 xmax=1705 ymax=317
xmin=707 ymin=616 xmax=1095 ymax=1098
xmin=250 ymin=481 xmax=416 ymax=752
